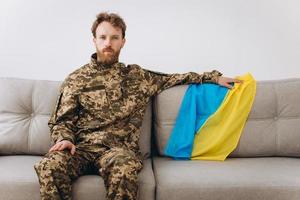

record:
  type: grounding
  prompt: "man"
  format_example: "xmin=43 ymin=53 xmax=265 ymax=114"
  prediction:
xmin=34 ymin=12 xmax=241 ymax=200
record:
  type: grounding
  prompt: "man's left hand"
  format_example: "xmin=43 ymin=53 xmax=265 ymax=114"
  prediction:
xmin=217 ymin=76 xmax=243 ymax=89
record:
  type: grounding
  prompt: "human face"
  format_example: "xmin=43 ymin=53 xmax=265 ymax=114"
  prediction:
xmin=93 ymin=21 xmax=126 ymax=65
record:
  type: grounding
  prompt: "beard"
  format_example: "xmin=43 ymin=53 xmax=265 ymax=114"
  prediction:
xmin=97 ymin=47 xmax=121 ymax=65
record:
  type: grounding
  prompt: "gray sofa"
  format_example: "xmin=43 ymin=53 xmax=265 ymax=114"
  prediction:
xmin=0 ymin=77 xmax=300 ymax=200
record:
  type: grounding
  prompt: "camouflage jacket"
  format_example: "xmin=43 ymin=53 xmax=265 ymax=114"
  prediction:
xmin=48 ymin=53 xmax=222 ymax=155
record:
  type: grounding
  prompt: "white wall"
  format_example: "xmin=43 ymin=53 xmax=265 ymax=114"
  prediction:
xmin=0 ymin=0 xmax=299 ymax=81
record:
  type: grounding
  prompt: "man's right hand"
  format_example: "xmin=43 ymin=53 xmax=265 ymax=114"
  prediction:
xmin=49 ymin=140 xmax=76 ymax=155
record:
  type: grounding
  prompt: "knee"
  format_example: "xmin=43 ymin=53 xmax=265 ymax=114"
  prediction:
xmin=34 ymin=159 xmax=58 ymax=175
xmin=34 ymin=151 xmax=68 ymax=173
xmin=112 ymin=162 xmax=140 ymax=181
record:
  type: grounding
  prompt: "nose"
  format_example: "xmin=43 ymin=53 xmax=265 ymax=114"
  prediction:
xmin=104 ymin=38 xmax=112 ymax=47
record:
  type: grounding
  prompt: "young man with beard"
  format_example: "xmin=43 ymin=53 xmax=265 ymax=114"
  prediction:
xmin=34 ymin=12 xmax=241 ymax=200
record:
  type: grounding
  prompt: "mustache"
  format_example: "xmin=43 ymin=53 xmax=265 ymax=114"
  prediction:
xmin=102 ymin=48 xmax=114 ymax=53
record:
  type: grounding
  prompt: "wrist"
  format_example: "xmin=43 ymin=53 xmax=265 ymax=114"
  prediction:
xmin=211 ymin=70 xmax=222 ymax=84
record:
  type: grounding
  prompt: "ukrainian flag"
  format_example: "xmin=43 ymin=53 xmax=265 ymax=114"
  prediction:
xmin=164 ymin=73 xmax=256 ymax=161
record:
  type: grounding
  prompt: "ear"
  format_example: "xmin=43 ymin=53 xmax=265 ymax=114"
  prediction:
xmin=121 ymin=38 xmax=126 ymax=48
xmin=92 ymin=37 xmax=96 ymax=46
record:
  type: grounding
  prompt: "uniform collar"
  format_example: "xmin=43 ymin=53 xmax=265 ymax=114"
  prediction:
xmin=89 ymin=53 xmax=125 ymax=71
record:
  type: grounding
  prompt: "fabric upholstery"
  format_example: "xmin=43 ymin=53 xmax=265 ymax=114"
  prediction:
xmin=153 ymin=156 xmax=300 ymax=200
xmin=2 ymin=76 xmax=300 ymax=200
xmin=0 ymin=78 xmax=152 ymax=158
xmin=0 ymin=155 xmax=155 ymax=200
xmin=153 ymin=78 xmax=300 ymax=158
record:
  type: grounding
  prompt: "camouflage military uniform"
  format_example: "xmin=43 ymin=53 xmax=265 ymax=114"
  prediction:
xmin=34 ymin=53 xmax=222 ymax=200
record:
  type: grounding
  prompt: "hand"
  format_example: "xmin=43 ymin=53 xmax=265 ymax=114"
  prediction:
xmin=49 ymin=140 xmax=76 ymax=155
xmin=217 ymin=76 xmax=243 ymax=89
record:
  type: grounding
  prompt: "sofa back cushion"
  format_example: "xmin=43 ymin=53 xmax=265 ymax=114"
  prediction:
xmin=153 ymin=78 xmax=300 ymax=158
xmin=0 ymin=78 xmax=152 ymax=158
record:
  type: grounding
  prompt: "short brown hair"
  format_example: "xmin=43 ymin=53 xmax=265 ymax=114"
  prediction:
xmin=91 ymin=12 xmax=126 ymax=38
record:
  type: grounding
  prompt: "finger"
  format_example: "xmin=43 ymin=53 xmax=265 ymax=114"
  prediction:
xmin=49 ymin=144 xmax=59 ymax=152
xmin=71 ymin=145 xmax=76 ymax=155
xmin=49 ymin=146 xmax=54 ymax=152
xmin=49 ymin=144 xmax=56 ymax=152
xmin=224 ymin=78 xmax=237 ymax=83
xmin=225 ymin=83 xmax=234 ymax=89
xmin=233 ymin=79 xmax=243 ymax=83
xmin=52 ymin=143 xmax=63 ymax=151
xmin=58 ymin=143 xmax=66 ymax=151
xmin=222 ymin=77 xmax=240 ymax=83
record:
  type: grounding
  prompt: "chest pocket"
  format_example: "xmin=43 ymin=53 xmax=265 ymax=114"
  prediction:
xmin=79 ymin=87 xmax=107 ymax=110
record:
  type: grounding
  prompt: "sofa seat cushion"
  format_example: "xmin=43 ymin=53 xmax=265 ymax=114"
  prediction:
xmin=0 ymin=155 xmax=155 ymax=200
xmin=153 ymin=156 xmax=300 ymax=200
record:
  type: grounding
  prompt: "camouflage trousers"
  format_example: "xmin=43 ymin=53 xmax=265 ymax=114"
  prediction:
xmin=34 ymin=145 xmax=143 ymax=200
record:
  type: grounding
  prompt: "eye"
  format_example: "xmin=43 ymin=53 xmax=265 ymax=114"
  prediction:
xmin=99 ymin=36 xmax=106 ymax=40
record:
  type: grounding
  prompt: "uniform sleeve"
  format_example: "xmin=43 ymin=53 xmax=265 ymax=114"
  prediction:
xmin=48 ymin=82 xmax=79 ymax=144
xmin=142 ymin=68 xmax=223 ymax=95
